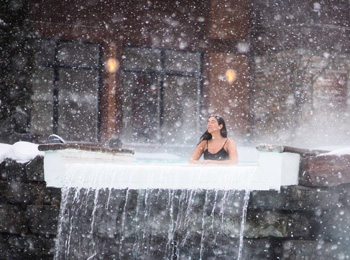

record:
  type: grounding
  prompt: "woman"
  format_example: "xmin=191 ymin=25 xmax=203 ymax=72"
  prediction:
xmin=189 ymin=115 xmax=238 ymax=164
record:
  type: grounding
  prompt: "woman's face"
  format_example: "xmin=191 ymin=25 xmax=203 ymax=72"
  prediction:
xmin=207 ymin=117 xmax=222 ymax=134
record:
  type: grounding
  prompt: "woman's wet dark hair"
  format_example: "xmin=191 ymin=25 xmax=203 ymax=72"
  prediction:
xmin=198 ymin=115 xmax=227 ymax=144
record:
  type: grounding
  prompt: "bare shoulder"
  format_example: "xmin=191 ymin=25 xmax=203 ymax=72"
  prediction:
xmin=198 ymin=140 xmax=207 ymax=150
xmin=225 ymin=139 xmax=237 ymax=149
xmin=227 ymin=139 xmax=236 ymax=144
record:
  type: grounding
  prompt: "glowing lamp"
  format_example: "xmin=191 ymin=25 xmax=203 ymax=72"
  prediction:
xmin=225 ymin=69 xmax=237 ymax=83
xmin=106 ymin=58 xmax=119 ymax=73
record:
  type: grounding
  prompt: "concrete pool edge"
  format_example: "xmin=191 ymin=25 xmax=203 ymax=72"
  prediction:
xmin=42 ymin=147 xmax=300 ymax=191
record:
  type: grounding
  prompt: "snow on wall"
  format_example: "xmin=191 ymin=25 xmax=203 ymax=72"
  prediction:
xmin=0 ymin=142 xmax=44 ymax=164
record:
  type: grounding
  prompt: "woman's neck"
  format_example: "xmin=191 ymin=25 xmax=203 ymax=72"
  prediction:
xmin=211 ymin=132 xmax=224 ymax=140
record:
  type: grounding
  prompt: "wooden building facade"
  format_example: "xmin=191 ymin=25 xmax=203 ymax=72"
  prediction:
xmin=28 ymin=0 xmax=350 ymax=148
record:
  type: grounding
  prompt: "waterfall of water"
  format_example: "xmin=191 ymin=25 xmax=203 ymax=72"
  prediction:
xmin=237 ymin=190 xmax=251 ymax=260
xmin=54 ymin=187 xmax=251 ymax=259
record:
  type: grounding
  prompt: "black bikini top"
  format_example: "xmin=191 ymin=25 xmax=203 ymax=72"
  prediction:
xmin=203 ymin=139 xmax=229 ymax=161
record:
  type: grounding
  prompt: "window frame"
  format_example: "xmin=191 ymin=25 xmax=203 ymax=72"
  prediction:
xmin=33 ymin=38 xmax=103 ymax=142
xmin=122 ymin=45 xmax=204 ymax=144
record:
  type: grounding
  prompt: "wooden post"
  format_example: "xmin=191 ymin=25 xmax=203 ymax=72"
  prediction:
xmin=100 ymin=42 xmax=118 ymax=144
xmin=107 ymin=42 xmax=117 ymax=140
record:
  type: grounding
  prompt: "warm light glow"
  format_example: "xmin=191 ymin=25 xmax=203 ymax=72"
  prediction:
xmin=106 ymin=58 xmax=119 ymax=73
xmin=225 ymin=69 xmax=237 ymax=83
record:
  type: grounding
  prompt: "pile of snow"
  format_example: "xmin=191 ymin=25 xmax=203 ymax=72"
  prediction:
xmin=0 ymin=142 xmax=44 ymax=164
xmin=319 ymin=147 xmax=350 ymax=157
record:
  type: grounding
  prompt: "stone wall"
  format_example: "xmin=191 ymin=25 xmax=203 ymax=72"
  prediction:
xmin=1 ymin=153 xmax=350 ymax=259
xmin=245 ymin=151 xmax=350 ymax=259
xmin=247 ymin=185 xmax=349 ymax=259
xmin=0 ymin=156 xmax=60 ymax=259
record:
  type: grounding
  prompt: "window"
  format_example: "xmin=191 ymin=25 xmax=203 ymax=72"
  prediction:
xmin=122 ymin=46 xmax=202 ymax=145
xmin=31 ymin=39 xmax=102 ymax=142
xmin=313 ymin=73 xmax=347 ymax=113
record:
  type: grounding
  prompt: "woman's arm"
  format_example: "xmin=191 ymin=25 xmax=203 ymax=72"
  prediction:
xmin=227 ymin=139 xmax=238 ymax=164
xmin=202 ymin=139 xmax=238 ymax=165
xmin=189 ymin=141 xmax=206 ymax=164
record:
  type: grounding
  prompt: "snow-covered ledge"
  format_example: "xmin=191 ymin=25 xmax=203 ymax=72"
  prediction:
xmin=39 ymin=143 xmax=300 ymax=191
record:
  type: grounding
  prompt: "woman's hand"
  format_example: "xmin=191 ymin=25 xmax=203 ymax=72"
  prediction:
xmin=191 ymin=159 xmax=237 ymax=165
xmin=201 ymin=159 xmax=237 ymax=165
xmin=189 ymin=141 xmax=206 ymax=164
xmin=189 ymin=159 xmax=203 ymax=164
xmin=201 ymin=160 xmax=216 ymax=164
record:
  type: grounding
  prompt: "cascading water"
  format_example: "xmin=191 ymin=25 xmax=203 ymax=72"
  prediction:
xmin=54 ymin=187 xmax=251 ymax=259
xmin=43 ymin=146 xmax=300 ymax=259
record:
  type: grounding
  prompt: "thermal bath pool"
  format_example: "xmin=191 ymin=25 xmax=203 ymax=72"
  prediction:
xmin=41 ymin=144 xmax=300 ymax=191
xmin=37 ymin=144 xmax=302 ymax=259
